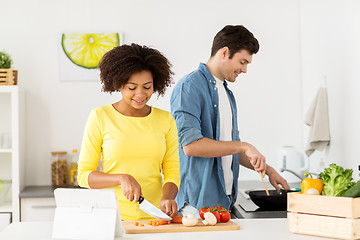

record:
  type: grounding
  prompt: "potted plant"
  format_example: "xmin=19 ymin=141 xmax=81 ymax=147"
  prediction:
xmin=0 ymin=51 xmax=17 ymax=85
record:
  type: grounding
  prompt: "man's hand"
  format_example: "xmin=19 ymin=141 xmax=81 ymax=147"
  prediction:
xmin=160 ymin=198 xmax=178 ymax=219
xmin=241 ymin=142 xmax=267 ymax=174
xmin=266 ymin=166 xmax=290 ymax=190
xmin=119 ymin=174 xmax=142 ymax=202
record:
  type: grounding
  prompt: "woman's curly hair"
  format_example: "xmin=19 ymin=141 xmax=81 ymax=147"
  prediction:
xmin=99 ymin=43 xmax=173 ymax=96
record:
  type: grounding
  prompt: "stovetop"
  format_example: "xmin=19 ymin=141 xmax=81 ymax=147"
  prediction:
xmin=237 ymin=189 xmax=264 ymax=212
xmin=231 ymin=180 xmax=301 ymax=219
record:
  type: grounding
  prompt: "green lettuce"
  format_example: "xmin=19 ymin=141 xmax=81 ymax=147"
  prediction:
xmin=318 ymin=163 xmax=355 ymax=196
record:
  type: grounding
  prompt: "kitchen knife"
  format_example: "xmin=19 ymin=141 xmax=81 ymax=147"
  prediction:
xmin=139 ymin=196 xmax=172 ymax=221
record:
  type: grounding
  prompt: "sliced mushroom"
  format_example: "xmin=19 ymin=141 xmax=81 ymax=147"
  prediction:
xmin=202 ymin=212 xmax=217 ymax=226
xmin=182 ymin=213 xmax=199 ymax=227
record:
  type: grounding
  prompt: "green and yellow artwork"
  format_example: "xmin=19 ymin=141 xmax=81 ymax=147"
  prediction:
xmin=59 ymin=32 xmax=122 ymax=81
xmin=61 ymin=33 xmax=120 ymax=69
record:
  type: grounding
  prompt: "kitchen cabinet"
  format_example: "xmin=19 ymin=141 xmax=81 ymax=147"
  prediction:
xmin=0 ymin=213 xmax=11 ymax=232
xmin=0 ymin=86 xmax=23 ymax=222
xmin=19 ymin=186 xmax=57 ymax=222
xmin=20 ymin=197 xmax=56 ymax=222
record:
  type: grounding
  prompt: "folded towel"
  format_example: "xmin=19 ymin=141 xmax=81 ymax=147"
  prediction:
xmin=304 ymin=87 xmax=330 ymax=157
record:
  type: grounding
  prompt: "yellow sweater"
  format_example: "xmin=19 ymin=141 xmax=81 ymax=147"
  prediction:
xmin=78 ymin=104 xmax=180 ymax=220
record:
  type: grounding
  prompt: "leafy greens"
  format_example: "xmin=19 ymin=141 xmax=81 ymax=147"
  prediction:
xmin=318 ymin=163 xmax=355 ymax=196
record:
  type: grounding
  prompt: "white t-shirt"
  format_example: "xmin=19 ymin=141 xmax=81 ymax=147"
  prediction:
xmin=214 ymin=77 xmax=233 ymax=195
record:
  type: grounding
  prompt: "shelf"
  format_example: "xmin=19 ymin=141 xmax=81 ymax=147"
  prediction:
xmin=0 ymin=86 xmax=20 ymax=221
xmin=0 ymin=85 xmax=18 ymax=93
xmin=0 ymin=201 xmax=12 ymax=213
xmin=0 ymin=149 xmax=12 ymax=153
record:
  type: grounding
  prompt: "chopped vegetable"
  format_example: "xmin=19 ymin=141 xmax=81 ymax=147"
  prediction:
xmin=301 ymin=172 xmax=323 ymax=195
xmin=157 ymin=220 xmax=168 ymax=225
xmin=171 ymin=216 xmax=183 ymax=224
xmin=146 ymin=220 xmax=168 ymax=226
xmin=134 ymin=222 xmax=139 ymax=226
xmin=182 ymin=213 xmax=199 ymax=227
xmin=319 ymin=164 xmax=355 ymax=196
xmin=202 ymin=212 xmax=217 ymax=226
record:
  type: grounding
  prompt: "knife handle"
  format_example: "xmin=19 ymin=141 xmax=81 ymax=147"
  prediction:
xmin=139 ymin=196 xmax=144 ymax=204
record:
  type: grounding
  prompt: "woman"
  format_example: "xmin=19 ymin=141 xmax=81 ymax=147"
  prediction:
xmin=78 ymin=44 xmax=180 ymax=220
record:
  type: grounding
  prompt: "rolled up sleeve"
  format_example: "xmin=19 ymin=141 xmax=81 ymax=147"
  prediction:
xmin=171 ymin=82 xmax=204 ymax=148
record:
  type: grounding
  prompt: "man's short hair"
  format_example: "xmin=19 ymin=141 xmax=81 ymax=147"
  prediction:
xmin=211 ymin=25 xmax=260 ymax=58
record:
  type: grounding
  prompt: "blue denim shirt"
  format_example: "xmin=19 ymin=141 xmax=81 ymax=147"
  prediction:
xmin=170 ymin=63 xmax=240 ymax=211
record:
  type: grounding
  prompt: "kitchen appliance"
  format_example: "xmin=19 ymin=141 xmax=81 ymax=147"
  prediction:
xmin=232 ymin=180 xmax=302 ymax=219
xmin=139 ymin=196 xmax=172 ymax=221
xmin=248 ymin=190 xmax=299 ymax=210
xmin=277 ymin=146 xmax=309 ymax=182
xmin=233 ymin=189 xmax=288 ymax=219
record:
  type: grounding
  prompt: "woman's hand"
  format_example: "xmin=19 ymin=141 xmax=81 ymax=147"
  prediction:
xmin=159 ymin=182 xmax=178 ymax=219
xmin=159 ymin=198 xmax=178 ymax=219
xmin=119 ymin=174 xmax=142 ymax=202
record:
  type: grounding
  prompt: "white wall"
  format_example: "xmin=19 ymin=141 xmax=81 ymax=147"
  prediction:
xmin=300 ymin=0 xmax=360 ymax=180
xmin=3 ymin=0 xmax=346 ymax=185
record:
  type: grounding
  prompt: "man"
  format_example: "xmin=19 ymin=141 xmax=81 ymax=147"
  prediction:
xmin=170 ymin=25 xmax=289 ymax=216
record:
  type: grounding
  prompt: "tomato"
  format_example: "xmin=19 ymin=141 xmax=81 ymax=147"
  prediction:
xmin=219 ymin=211 xmax=231 ymax=223
xmin=215 ymin=206 xmax=225 ymax=211
xmin=212 ymin=211 xmax=220 ymax=223
xmin=199 ymin=208 xmax=208 ymax=220
xmin=207 ymin=207 xmax=214 ymax=212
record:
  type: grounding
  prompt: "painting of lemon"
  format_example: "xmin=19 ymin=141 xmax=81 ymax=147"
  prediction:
xmin=61 ymin=33 xmax=120 ymax=69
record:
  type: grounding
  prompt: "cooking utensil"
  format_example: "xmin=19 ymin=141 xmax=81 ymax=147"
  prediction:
xmin=139 ymin=196 xmax=172 ymax=221
xmin=259 ymin=172 xmax=269 ymax=196
xmin=248 ymin=189 xmax=299 ymax=210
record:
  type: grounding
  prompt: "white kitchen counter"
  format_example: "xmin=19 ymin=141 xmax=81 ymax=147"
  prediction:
xmin=0 ymin=219 xmax=330 ymax=240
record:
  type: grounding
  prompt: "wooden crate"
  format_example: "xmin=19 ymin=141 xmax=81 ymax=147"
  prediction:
xmin=0 ymin=69 xmax=18 ymax=85
xmin=288 ymin=192 xmax=360 ymax=239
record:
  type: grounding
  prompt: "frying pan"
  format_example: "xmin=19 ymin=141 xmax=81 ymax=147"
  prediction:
xmin=248 ymin=189 xmax=299 ymax=210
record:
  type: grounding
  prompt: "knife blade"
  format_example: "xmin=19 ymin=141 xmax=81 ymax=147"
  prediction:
xmin=139 ymin=196 xmax=172 ymax=221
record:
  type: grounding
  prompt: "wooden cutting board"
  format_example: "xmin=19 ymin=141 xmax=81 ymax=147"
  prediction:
xmin=122 ymin=220 xmax=240 ymax=234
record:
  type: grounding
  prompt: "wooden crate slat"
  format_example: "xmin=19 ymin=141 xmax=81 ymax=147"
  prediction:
xmin=288 ymin=192 xmax=360 ymax=239
xmin=354 ymin=198 xmax=360 ymax=218
xmin=288 ymin=192 xmax=360 ymax=218
xmin=288 ymin=212 xmax=360 ymax=239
